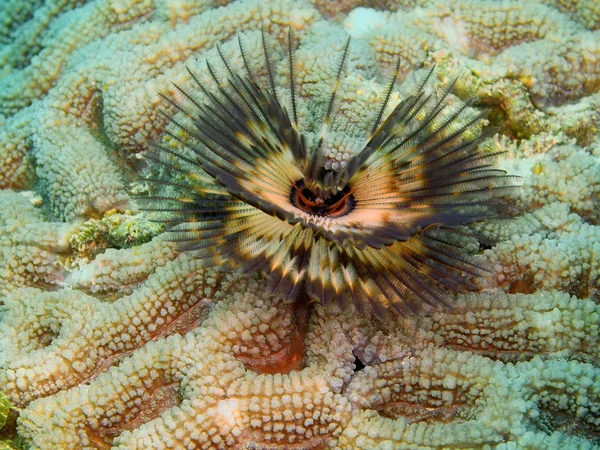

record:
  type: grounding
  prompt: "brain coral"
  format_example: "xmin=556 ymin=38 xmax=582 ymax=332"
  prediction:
xmin=0 ymin=0 xmax=599 ymax=449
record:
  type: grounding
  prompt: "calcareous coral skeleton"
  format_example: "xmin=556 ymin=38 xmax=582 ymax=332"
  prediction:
xmin=0 ymin=0 xmax=599 ymax=449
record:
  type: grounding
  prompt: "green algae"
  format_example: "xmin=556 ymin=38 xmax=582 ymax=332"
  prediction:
xmin=69 ymin=211 xmax=163 ymax=261
xmin=0 ymin=391 xmax=21 ymax=450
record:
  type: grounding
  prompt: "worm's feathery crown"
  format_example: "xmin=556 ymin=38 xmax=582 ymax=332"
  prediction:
xmin=140 ymin=31 xmax=514 ymax=318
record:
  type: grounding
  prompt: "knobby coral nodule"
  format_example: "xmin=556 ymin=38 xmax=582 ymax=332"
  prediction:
xmin=141 ymin=30 xmax=514 ymax=318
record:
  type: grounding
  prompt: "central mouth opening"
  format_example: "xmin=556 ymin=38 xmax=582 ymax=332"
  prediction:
xmin=290 ymin=179 xmax=355 ymax=218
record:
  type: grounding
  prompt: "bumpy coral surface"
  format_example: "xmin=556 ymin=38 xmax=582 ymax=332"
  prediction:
xmin=1 ymin=0 xmax=599 ymax=449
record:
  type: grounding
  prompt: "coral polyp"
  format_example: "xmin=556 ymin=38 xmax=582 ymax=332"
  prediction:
xmin=2 ymin=0 xmax=599 ymax=448
xmin=142 ymin=32 xmax=512 ymax=317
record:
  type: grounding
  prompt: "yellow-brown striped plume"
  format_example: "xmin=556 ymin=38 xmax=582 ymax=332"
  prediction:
xmin=140 ymin=31 xmax=514 ymax=318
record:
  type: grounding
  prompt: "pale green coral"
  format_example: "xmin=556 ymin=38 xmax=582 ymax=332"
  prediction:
xmin=541 ymin=0 xmax=600 ymax=30
xmin=1 ymin=254 xmax=219 ymax=408
xmin=66 ymin=236 xmax=178 ymax=294
xmin=0 ymin=0 xmax=599 ymax=448
xmin=339 ymin=354 xmax=600 ymax=449
xmin=0 ymin=0 xmax=156 ymax=114
xmin=488 ymin=205 xmax=600 ymax=298
xmin=0 ymin=191 xmax=71 ymax=295
xmin=0 ymin=0 xmax=319 ymax=221
xmin=345 ymin=0 xmax=600 ymax=141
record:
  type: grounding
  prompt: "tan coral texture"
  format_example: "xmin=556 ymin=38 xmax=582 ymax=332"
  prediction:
xmin=0 ymin=0 xmax=599 ymax=449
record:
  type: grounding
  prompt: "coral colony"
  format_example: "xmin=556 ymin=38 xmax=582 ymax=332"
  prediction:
xmin=0 ymin=0 xmax=598 ymax=449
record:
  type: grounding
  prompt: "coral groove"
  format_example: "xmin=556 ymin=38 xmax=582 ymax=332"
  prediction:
xmin=0 ymin=0 xmax=599 ymax=448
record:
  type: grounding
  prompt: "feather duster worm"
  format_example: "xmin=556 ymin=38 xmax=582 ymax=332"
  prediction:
xmin=140 ymin=31 xmax=513 ymax=318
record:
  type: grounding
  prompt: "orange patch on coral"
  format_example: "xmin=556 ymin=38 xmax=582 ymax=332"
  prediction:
xmin=86 ymin=376 xmax=181 ymax=448
xmin=236 ymin=299 xmax=311 ymax=375
xmin=237 ymin=329 xmax=306 ymax=374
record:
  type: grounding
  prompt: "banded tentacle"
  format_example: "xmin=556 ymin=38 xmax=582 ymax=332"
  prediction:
xmin=139 ymin=29 xmax=514 ymax=317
